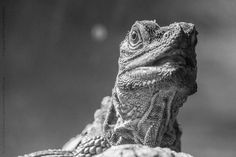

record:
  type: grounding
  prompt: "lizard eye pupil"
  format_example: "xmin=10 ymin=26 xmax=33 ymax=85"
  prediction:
xmin=131 ymin=31 xmax=137 ymax=40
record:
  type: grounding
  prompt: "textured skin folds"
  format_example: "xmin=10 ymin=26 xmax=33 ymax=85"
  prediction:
xmin=19 ymin=20 xmax=198 ymax=157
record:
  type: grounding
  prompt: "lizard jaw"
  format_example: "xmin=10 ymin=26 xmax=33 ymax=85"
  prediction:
xmin=118 ymin=58 xmax=195 ymax=90
xmin=128 ymin=48 xmax=195 ymax=77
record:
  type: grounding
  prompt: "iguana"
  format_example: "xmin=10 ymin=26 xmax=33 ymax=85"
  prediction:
xmin=19 ymin=20 xmax=198 ymax=157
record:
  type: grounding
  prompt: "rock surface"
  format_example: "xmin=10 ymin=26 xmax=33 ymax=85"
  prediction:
xmin=95 ymin=145 xmax=193 ymax=157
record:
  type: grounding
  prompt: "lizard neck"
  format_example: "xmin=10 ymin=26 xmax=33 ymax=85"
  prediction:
xmin=105 ymin=82 xmax=187 ymax=148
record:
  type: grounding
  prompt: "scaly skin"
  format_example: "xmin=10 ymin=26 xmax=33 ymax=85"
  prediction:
xmin=19 ymin=20 xmax=198 ymax=157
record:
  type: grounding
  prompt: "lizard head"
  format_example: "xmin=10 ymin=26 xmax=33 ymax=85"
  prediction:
xmin=116 ymin=20 xmax=197 ymax=96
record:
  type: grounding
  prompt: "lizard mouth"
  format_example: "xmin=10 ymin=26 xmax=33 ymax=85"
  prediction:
xmin=129 ymin=49 xmax=195 ymax=76
xmin=145 ymin=50 xmax=194 ymax=68
xmin=149 ymin=55 xmax=186 ymax=67
xmin=119 ymin=49 xmax=196 ymax=90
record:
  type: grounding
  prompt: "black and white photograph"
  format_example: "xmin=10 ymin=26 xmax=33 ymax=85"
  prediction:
xmin=1 ymin=1 xmax=236 ymax=157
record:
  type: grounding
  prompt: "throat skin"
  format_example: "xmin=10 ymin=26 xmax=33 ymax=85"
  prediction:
xmin=104 ymin=84 xmax=187 ymax=152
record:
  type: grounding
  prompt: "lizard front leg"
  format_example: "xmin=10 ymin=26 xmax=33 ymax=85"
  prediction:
xmin=19 ymin=136 xmax=111 ymax=157
xmin=75 ymin=136 xmax=111 ymax=157
xmin=18 ymin=149 xmax=76 ymax=157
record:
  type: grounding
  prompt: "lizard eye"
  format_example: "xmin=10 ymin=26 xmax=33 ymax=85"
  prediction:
xmin=131 ymin=31 xmax=138 ymax=42
xmin=128 ymin=29 xmax=142 ymax=49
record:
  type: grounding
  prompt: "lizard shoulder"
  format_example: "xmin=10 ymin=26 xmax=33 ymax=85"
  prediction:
xmin=62 ymin=96 xmax=112 ymax=150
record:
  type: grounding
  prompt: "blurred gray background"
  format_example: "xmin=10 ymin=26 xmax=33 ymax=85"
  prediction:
xmin=1 ymin=0 xmax=236 ymax=157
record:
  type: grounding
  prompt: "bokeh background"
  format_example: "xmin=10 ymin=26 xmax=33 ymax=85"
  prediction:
xmin=1 ymin=0 xmax=236 ymax=157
